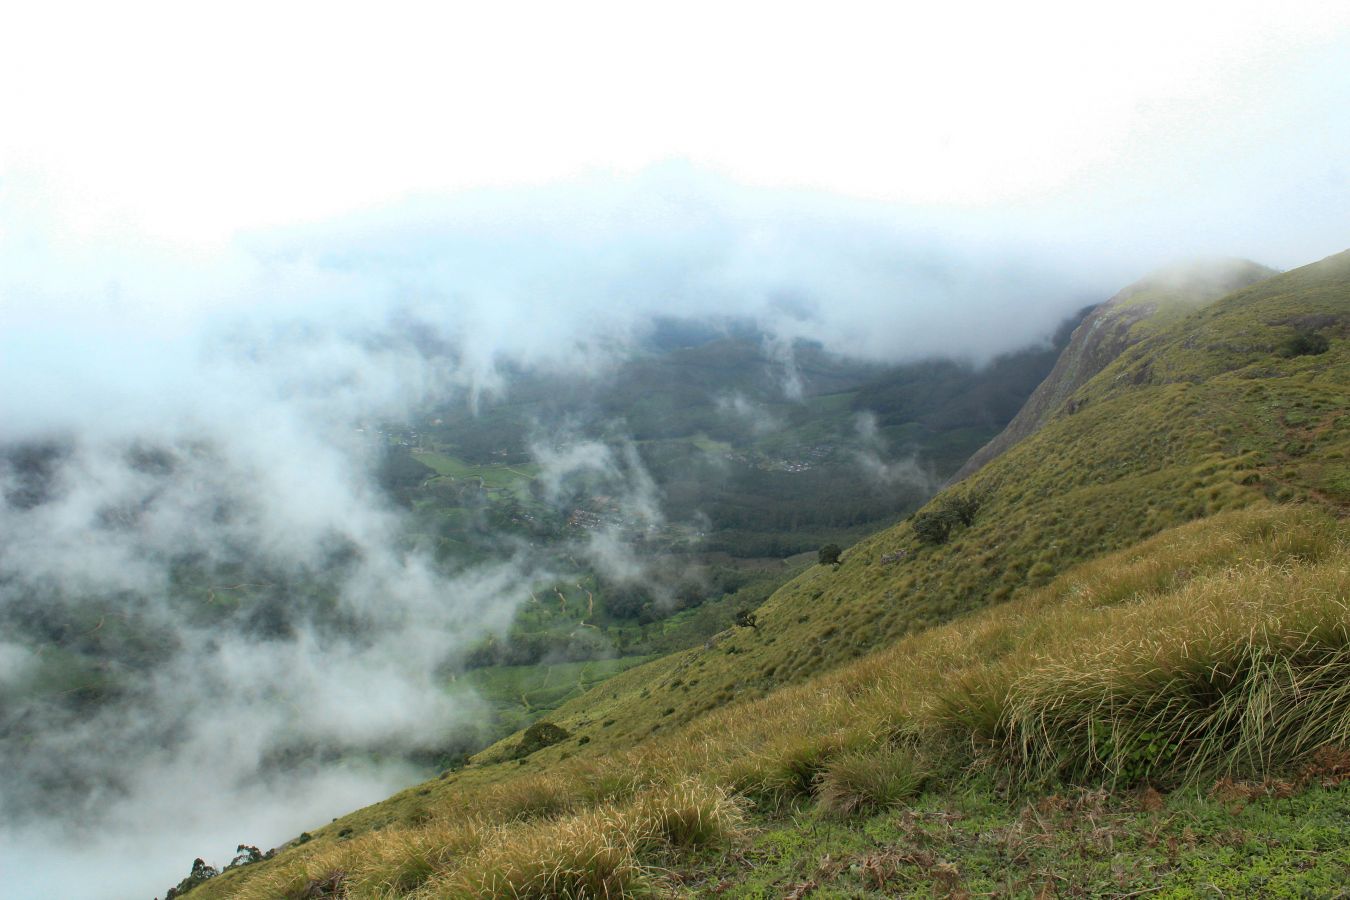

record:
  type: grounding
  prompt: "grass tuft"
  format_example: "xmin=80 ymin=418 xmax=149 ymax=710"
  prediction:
xmin=630 ymin=779 xmax=744 ymax=847
xmin=815 ymin=746 xmax=931 ymax=817
xmin=230 ymin=819 xmax=488 ymax=900
xmin=725 ymin=732 xmax=861 ymax=807
xmin=430 ymin=812 xmax=652 ymax=899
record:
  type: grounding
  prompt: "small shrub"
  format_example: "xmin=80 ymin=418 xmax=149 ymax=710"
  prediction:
xmin=946 ymin=493 xmax=982 ymax=526
xmin=1279 ymin=329 xmax=1329 ymax=357
xmin=512 ymin=721 xmax=571 ymax=759
xmin=912 ymin=492 xmax=984 ymax=545
xmin=818 ymin=543 xmax=842 ymax=566
xmin=161 ymin=858 xmax=219 ymax=900
xmin=911 ymin=509 xmax=954 ymax=545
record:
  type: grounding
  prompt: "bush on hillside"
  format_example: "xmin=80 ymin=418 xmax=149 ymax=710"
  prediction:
xmin=912 ymin=492 xmax=984 ymax=545
xmin=946 ymin=493 xmax=982 ymax=526
xmin=1280 ymin=329 xmax=1330 ymax=358
xmin=512 ymin=721 xmax=571 ymax=759
xmin=162 ymin=858 xmax=219 ymax=900
xmin=911 ymin=509 xmax=954 ymax=545
xmin=818 ymin=543 xmax=842 ymax=566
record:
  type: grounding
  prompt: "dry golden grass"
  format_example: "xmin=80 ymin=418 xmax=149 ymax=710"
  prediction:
xmin=413 ymin=780 xmax=741 ymax=898
xmin=229 ymin=817 xmax=488 ymax=900
xmin=225 ymin=781 xmax=741 ymax=900
xmin=989 ymin=556 xmax=1350 ymax=785
xmin=423 ymin=809 xmax=652 ymax=899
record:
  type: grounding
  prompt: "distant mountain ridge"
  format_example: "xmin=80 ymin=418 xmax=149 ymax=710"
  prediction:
xmin=952 ymin=257 xmax=1277 ymax=481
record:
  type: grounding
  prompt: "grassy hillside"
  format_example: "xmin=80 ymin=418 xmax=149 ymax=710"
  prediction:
xmin=175 ymin=250 xmax=1348 ymax=898
xmin=454 ymin=656 xmax=657 ymax=740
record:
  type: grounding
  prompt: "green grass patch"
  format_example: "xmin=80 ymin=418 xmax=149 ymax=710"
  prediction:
xmin=412 ymin=450 xmax=538 ymax=494
xmin=677 ymin=780 xmax=1350 ymax=898
xmin=459 ymin=656 xmax=656 ymax=732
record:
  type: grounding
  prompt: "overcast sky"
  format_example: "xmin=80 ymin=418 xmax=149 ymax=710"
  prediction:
xmin=2 ymin=0 xmax=1347 ymax=263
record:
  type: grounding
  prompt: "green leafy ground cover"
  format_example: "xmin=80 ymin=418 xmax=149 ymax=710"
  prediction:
xmin=682 ymin=778 xmax=1350 ymax=898
xmin=456 ymin=656 xmax=657 ymax=736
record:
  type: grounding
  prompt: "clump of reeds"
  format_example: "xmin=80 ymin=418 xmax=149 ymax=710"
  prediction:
xmin=946 ymin=555 xmax=1350 ymax=787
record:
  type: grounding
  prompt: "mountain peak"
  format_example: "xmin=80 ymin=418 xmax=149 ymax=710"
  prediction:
xmin=952 ymin=257 xmax=1277 ymax=481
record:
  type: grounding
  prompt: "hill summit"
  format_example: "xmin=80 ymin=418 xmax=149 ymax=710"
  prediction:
xmin=954 ymin=257 xmax=1277 ymax=480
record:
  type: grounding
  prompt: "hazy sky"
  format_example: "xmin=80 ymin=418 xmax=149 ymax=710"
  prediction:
xmin=2 ymin=0 xmax=1347 ymax=260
